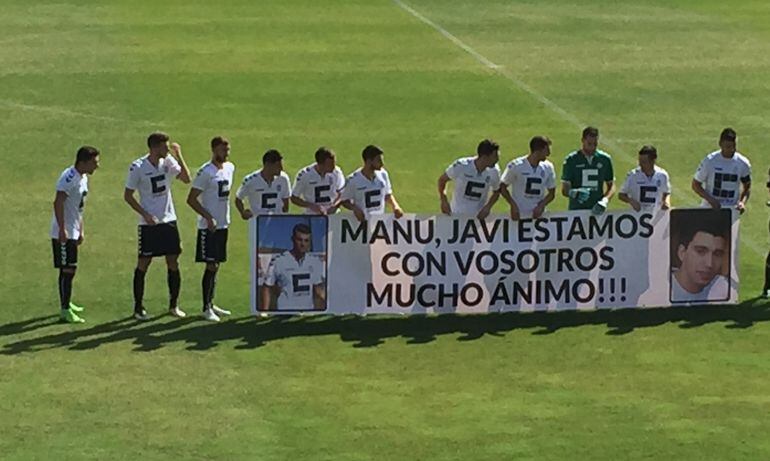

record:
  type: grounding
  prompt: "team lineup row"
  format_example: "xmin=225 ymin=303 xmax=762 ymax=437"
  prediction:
xmin=49 ymin=127 xmax=766 ymax=323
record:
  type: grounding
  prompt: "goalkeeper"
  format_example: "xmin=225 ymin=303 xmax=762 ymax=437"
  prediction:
xmin=560 ymin=126 xmax=616 ymax=214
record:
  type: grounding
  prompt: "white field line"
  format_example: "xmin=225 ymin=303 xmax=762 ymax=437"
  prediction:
xmin=393 ymin=0 xmax=765 ymax=257
xmin=0 ymin=99 xmax=164 ymax=127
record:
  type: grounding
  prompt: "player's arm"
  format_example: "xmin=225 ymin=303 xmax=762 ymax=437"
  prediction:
xmin=437 ymin=173 xmax=452 ymax=215
xmin=123 ymin=188 xmax=158 ymax=225
xmin=291 ymin=195 xmax=322 ymax=214
xmin=603 ymin=180 xmax=616 ymax=201
xmin=234 ymin=197 xmax=253 ymax=220
xmin=338 ymin=199 xmax=365 ymax=222
xmin=737 ymin=179 xmax=751 ymax=213
xmin=282 ymin=198 xmax=290 ymax=213
xmin=53 ymin=190 xmax=68 ymax=243
xmin=260 ymin=284 xmax=273 ymax=311
xmin=497 ymin=185 xmax=520 ymax=220
xmin=78 ymin=216 xmax=85 ymax=244
xmin=533 ymin=188 xmax=556 ymax=218
xmin=169 ymin=142 xmax=191 ymax=184
xmin=186 ymin=188 xmax=216 ymax=230
xmin=617 ymin=192 xmax=640 ymax=211
xmin=691 ymin=178 xmax=720 ymax=209
xmin=385 ymin=194 xmax=404 ymax=219
xmin=313 ymin=284 xmax=325 ymax=310
xmin=661 ymin=193 xmax=671 ymax=210
xmin=477 ymin=190 xmax=500 ymax=220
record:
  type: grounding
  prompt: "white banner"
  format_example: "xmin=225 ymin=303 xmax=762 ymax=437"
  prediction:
xmin=251 ymin=208 xmax=739 ymax=314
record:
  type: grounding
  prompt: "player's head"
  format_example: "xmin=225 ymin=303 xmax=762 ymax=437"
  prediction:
xmin=262 ymin=149 xmax=283 ymax=177
xmin=362 ymin=145 xmax=384 ymax=170
xmin=75 ymin=146 xmax=100 ymax=174
xmin=718 ymin=128 xmax=737 ymax=157
xmin=529 ymin=136 xmax=551 ymax=161
xmin=638 ymin=145 xmax=657 ymax=170
xmin=291 ymin=223 xmax=312 ymax=255
xmin=315 ymin=147 xmax=337 ymax=174
xmin=211 ymin=136 xmax=230 ymax=163
xmin=476 ymin=139 xmax=500 ymax=167
xmin=147 ymin=131 xmax=170 ymax=157
xmin=676 ymin=217 xmax=728 ymax=291
xmin=581 ymin=126 xmax=599 ymax=155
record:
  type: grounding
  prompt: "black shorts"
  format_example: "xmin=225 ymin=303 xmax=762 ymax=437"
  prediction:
xmin=196 ymin=228 xmax=228 ymax=263
xmin=138 ymin=221 xmax=182 ymax=257
xmin=52 ymin=239 xmax=78 ymax=269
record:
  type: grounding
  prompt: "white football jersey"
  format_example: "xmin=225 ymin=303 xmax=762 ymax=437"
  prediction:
xmin=445 ymin=157 xmax=501 ymax=217
xmin=191 ymin=161 xmax=235 ymax=230
xmin=264 ymin=251 xmax=324 ymax=310
xmin=693 ymin=151 xmax=751 ymax=207
xmin=619 ymin=166 xmax=671 ymax=211
xmin=500 ymin=156 xmax=556 ymax=218
xmin=339 ymin=168 xmax=393 ymax=217
xmin=125 ymin=154 xmax=183 ymax=225
xmin=235 ymin=170 xmax=291 ymax=215
xmin=292 ymin=163 xmax=345 ymax=214
xmin=50 ymin=166 xmax=88 ymax=240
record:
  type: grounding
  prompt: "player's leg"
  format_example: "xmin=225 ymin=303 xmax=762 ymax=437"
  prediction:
xmin=165 ymin=254 xmax=185 ymax=317
xmin=52 ymin=239 xmax=84 ymax=323
xmin=133 ymin=256 xmax=152 ymax=320
xmin=210 ymin=229 xmax=230 ymax=317
xmin=201 ymin=262 xmax=220 ymax=321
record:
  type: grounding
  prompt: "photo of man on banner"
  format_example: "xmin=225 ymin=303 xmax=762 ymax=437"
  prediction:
xmin=670 ymin=209 xmax=731 ymax=303
xmin=257 ymin=216 xmax=328 ymax=312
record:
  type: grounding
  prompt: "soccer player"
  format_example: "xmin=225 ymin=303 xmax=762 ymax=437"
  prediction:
xmin=262 ymin=223 xmax=325 ymax=311
xmin=235 ymin=149 xmax=291 ymax=219
xmin=499 ymin=136 xmax=556 ymax=219
xmin=691 ymin=128 xmax=751 ymax=213
xmin=671 ymin=217 xmax=729 ymax=302
xmin=437 ymin=139 xmax=501 ymax=218
xmin=339 ymin=145 xmax=404 ymax=221
xmin=124 ymin=132 xmax=191 ymax=321
xmin=186 ymin=136 xmax=235 ymax=322
xmin=50 ymin=146 xmax=100 ymax=323
xmin=618 ymin=145 xmax=671 ymax=212
xmin=291 ymin=147 xmax=345 ymax=215
xmin=561 ymin=126 xmax=615 ymax=214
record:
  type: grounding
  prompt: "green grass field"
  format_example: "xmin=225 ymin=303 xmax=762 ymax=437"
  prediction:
xmin=2 ymin=0 xmax=770 ymax=459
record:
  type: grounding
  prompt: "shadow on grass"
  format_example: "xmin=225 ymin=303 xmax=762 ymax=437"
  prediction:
xmin=1 ymin=298 xmax=768 ymax=354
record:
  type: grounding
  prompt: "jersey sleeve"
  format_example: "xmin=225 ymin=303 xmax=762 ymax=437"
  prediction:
xmin=545 ymin=164 xmax=556 ymax=189
xmin=125 ymin=164 xmax=140 ymax=190
xmin=500 ymin=163 xmax=514 ymax=186
xmin=693 ymin=157 xmax=710 ymax=183
xmin=56 ymin=172 xmax=77 ymax=195
xmin=489 ymin=165 xmax=501 ymax=190
xmin=291 ymin=170 xmax=306 ymax=198
xmin=445 ymin=160 xmax=462 ymax=179
xmin=740 ymin=158 xmax=752 ymax=183
xmin=383 ymin=170 xmax=393 ymax=196
xmin=165 ymin=156 xmax=182 ymax=178
xmin=235 ymin=175 xmax=251 ymax=200
xmin=281 ymin=174 xmax=292 ymax=199
xmin=334 ymin=169 xmax=345 ymax=192
xmin=339 ymin=176 xmax=354 ymax=201
xmin=191 ymin=166 xmax=209 ymax=191
xmin=603 ymin=156 xmax=615 ymax=182
xmin=263 ymin=255 xmax=277 ymax=286
xmin=661 ymin=171 xmax=671 ymax=194
xmin=560 ymin=156 xmax=573 ymax=182
xmin=311 ymin=257 xmax=324 ymax=285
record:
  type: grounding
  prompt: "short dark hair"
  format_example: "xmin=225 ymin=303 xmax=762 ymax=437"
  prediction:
xmin=211 ymin=136 xmax=229 ymax=150
xmin=147 ymin=131 xmax=169 ymax=148
xmin=477 ymin=139 xmax=499 ymax=156
xmin=529 ymin=136 xmax=551 ymax=153
xmin=362 ymin=145 xmax=383 ymax=161
xmin=293 ymin=223 xmax=312 ymax=237
xmin=263 ymin=149 xmax=283 ymax=164
xmin=582 ymin=126 xmax=599 ymax=139
xmin=638 ymin=145 xmax=657 ymax=159
xmin=719 ymin=128 xmax=737 ymax=143
xmin=75 ymin=146 xmax=100 ymax=164
xmin=315 ymin=147 xmax=335 ymax=164
xmin=679 ymin=213 xmax=729 ymax=249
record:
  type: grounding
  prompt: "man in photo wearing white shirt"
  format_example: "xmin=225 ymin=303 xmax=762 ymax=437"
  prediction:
xmin=291 ymin=147 xmax=345 ymax=215
xmin=438 ymin=139 xmax=501 ymax=219
xmin=618 ymin=145 xmax=671 ymax=212
xmin=338 ymin=145 xmax=404 ymax=222
xmin=123 ymin=132 xmax=191 ymax=321
xmin=671 ymin=214 xmax=730 ymax=303
xmin=235 ymin=149 xmax=291 ymax=219
xmin=186 ymin=136 xmax=235 ymax=322
xmin=262 ymin=223 xmax=325 ymax=311
xmin=50 ymin=146 xmax=100 ymax=323
xmin=499 ymin=136 xmax=556 ymax=220
xmin=691 ymin=128 xmax=751 ymax=212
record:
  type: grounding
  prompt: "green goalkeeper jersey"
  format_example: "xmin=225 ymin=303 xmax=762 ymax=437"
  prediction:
xmin=561 ymin=150 xmax=614 ymax=210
